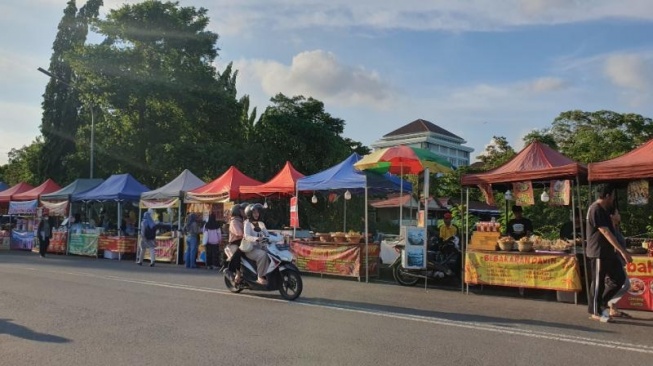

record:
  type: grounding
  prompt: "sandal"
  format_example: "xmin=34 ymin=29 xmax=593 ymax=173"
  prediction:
xmin=610 ymin=310 xmax=632 ymax=318
xmin=589 ymin=314 xmax=614 ymax=323
xmin=256 ymin=278 xmax=268 ymax=285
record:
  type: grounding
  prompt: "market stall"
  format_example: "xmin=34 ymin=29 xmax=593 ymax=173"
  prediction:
xmin=0 ymin=182 xmax=34 ymax=215
xmin=8 ymin=200 xmax=38 ymax=250
xmin=461 ymin=142 xmax=587 ymax=298
xmin=140 ymin=169 xmax=205 ymax=264
xmin=71 ymin=174 xmax=149 ymax=258
xmin=40 ymin=179 xmax=105 ymax=255
xmin=296 ymin=153 xmax=412 ymax=281
xmin=588 ymin=138 xmax=653 ymax=312
xmin=11 ymin=179 xmax=61 ymax=253
xmin=185 ymin=166 xmax=262 ymax=264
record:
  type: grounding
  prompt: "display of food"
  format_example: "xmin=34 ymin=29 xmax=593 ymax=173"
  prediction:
xmin=517 ymin=237 xmax=533 ymax=252
xmin=330 ymin=231 xmax=347 ymax=243
xmin=497 ymin=236 xmax=515 ymax=251
xmin=345 ymin=230 xmax=362 ymax=244
xmin=315 ymin=232 xmax=333 ymax=242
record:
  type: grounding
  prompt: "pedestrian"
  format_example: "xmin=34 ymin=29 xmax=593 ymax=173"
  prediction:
xmin=606 ymin=208 xmax=632 ymax=319
xmin=586 ymin=184 xmax=633 ymax=323
xmin=37 ymin=214 xmax=53 ymax=258
xmin=137 ymin=211 xmax=157 ymax=267
xmin=203 ymin=213 xmax=223 ymax=270
xmin=184 ymin=213 xmax=201 ymax=269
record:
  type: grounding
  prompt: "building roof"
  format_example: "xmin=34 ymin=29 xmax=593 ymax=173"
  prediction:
xmin=383 ymin=119 xmax=463 ymax=140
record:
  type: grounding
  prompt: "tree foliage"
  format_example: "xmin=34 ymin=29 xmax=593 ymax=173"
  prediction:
xmin=476 ymin=136 xmax=516 ymax=170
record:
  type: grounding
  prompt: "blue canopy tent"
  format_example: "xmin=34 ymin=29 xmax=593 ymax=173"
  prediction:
xmin=72 ymin=173 xmax=149 ymax=241
xmin=0 ymin=182 xmax=8 ymax=192
xmin=296 ymin=153 xmax=412 ymax=282
xmin=41 ymin=179 xmax=104 ymax=201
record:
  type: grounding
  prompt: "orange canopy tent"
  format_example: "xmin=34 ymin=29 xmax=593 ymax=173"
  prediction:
xmin=239 ymin=161 xmax=305 ymax=196
xmin=461 ymin=141 xmax=587 ymax=186
xmin=0 ymin=182 xmax=35 ymax=203
xmin=11 ymin=179 xmax=61 ymax=201
xmin=588 ymin=139 xmax=653 ymax=182
xmin=185 ymin=166 xmax=263 ymax=202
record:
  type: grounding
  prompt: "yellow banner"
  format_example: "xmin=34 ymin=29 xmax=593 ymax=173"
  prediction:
xmin=465 ymin=251 xmax=581 ymax=291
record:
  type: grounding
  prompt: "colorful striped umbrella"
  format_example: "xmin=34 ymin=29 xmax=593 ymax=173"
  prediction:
xmin=354 ymin=146 xmax=454 ymax=175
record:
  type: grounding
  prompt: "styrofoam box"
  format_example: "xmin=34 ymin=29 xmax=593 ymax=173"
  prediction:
xmin=103 ymin=250 xmax=120 ymax=260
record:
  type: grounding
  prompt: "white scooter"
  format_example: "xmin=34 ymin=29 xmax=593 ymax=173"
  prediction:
xmin=224 ymin=232 xmax=303 ymax=300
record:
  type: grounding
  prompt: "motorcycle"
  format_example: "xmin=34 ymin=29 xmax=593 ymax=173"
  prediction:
xmin=391 ymin=235 xmax=461 ymax=286
xmin=224 ymin=232 xmax=303 ymax=301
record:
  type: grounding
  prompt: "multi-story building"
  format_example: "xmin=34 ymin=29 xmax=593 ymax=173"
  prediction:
xmin=370 ymin=119 xmax=474 ymax=167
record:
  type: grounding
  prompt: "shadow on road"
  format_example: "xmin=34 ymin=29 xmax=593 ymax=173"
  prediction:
xmin=0 ymin=318 xmax=71 ymax=343
xmin=297 ymin=296 xmax=611 ymax=334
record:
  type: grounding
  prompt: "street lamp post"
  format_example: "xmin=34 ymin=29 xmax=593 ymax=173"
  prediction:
xmin=37 ymin=67 xmax=95 ymax=179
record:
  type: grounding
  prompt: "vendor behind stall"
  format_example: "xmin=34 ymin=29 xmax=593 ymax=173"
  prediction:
xmin=506 ymin=205 xmax=533 ymax=240
xmin=559 ymin=208 xmax=583 ymax=240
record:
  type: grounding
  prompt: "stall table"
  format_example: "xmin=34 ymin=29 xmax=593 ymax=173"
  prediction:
xmin=0 ymin=230 xmax=10 ymax=250
xmin=68 ymin=233 xmax=100 ymax=257
xmin=48 ymin=231 xmax=68 ymax=254
xmin=10 ymin=230 xmax=35 ymax=250
xmin=465 ymin=249 xmax=582 ymax=292
xmin=144 ymin=236 xmax=180 ymax=263
xmin=101 ymin=236 xmax=137 ymax=260
xmin=615 ymin=255 xmax=653 ymax=312
xmin=290 ymin=240 xmax=380 ymax=280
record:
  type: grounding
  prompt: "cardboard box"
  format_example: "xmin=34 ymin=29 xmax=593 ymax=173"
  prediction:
xmin=468 ymin=231 xmax=500 ymax=251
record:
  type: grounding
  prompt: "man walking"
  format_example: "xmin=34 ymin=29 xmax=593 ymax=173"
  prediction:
xmin=586 ymin=184 xmax=632 ymax=323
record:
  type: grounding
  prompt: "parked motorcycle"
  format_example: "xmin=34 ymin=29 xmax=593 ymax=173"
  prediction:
xmin=224 ymin=233 xmax=303 ymax=300
xmin=391 ymin=235 xmax=461 ymax=286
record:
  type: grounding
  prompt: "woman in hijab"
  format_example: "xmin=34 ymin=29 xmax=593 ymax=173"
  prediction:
xmin=184 ymin=213 xmax=201 ymax=268
xmin=203 ymin=213 xmax=223 ymax=270
xmin=137 ymin=211 xmax=157 ymax=266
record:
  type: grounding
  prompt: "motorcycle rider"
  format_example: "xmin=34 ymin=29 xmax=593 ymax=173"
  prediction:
xmin=438 ymin=212 xmax=458 ymax=243
xmin=227 ymin=203 xmax=248 ymax=283
xmin=243 ymin=203 xmax=271 ymax=285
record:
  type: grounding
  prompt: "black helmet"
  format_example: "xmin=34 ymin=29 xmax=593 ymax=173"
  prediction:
xmin=245 ymin=203 xmax=264 ymax=221
xmin=230 ymin=205 xmax=241 ymax=217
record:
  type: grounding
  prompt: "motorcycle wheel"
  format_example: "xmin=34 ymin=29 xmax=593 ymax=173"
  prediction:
xmin=393 ymin=265 xmax=419 ymax=286
xmin=279 ymin=270 xmax=303 ymax=301
xmin=224 ymin=273 xmax=243 ymax=293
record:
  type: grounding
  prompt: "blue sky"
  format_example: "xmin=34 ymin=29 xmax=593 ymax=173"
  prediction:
xmin=2 ymin=0 xmax=653 ymax=165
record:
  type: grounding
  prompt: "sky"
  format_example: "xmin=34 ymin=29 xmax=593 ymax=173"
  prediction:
xmin=2 ymin=0 xmax=653 ymax=166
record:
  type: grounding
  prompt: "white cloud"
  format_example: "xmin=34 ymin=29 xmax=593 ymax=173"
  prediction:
xmin=234 ymin=50 xmax=394 ymax=109
xmin=523 ymin=77 xmax=569 ymax=93
xmin=604 ymin=53 xmax=653 ymax=91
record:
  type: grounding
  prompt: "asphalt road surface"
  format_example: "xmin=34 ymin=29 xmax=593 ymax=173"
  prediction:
xmin=1 ymin=251 xmax=653 ymax=366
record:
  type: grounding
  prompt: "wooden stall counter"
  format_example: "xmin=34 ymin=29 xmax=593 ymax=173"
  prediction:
xmin=465 ymin=249 xmax=581 ymax=292
xmin=290 ymin=240 xmax=380 ymax=280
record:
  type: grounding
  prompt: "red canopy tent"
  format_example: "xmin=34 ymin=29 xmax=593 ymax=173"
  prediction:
xmin=0 ymin=182 xmax=35 ymax=203
xmin=588 ymin=139 xmax=653 ymax=182
xmin=462 ymin=141 xmax=587 ymax=186
xmin=239 ymin=161 xmax=305 ymax=196
xmin=11 ymin=179 xmax=61 ymax=201
xmin=185 ymin=166 xmax=263 ymax=202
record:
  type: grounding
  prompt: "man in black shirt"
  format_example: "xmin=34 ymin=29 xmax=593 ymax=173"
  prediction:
xmin=586 ymin=184 xmax=632 ymax=323
xmin=506 ymin=205 xmax=533 ymax=240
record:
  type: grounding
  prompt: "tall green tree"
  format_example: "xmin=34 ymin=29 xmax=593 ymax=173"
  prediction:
xmin=476 ymin=136 xmax=515 ymax=170
xmin=2 ymin=139 xmax=44 ymax=186
xmin=548 ymin=110 xmax=653 ymax=163
xmin=67 ymin=0 xmax=241 ymax=187
xmin=40 ymin=0 xmax=102 ymax=183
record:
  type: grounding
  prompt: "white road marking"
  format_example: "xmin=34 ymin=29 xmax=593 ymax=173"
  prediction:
xmin=5 ymin=264 xmax=653 ymax=354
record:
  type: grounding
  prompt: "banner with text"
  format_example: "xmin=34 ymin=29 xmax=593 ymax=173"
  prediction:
xmin=290 ymin=241 xmax=380 ymax=278
xmin=616 ymin=256 xmax=653 ymax=312
xmin=465 ymin=251 xmax=581 ymax=291
xmin=512 ymin=181 xmax=534 ymax=206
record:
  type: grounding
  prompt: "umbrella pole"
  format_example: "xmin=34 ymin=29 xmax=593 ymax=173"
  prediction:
xmin=343 ymin=195 xmax=347 ymax=232
xmin=365 ymin=185 xmax=369 ymax=283
xmin=399 ymin=163 xmax=403 ymax=228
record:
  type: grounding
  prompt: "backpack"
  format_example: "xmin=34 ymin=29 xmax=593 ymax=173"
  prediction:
xmin=144 ymin=225 xmax=156 ymax=240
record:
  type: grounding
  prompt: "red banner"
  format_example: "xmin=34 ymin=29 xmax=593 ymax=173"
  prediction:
xmin=290 ymin=241 xmax=380 ymax=277
xmin=290 ymin=196 xmax=299 ymax=228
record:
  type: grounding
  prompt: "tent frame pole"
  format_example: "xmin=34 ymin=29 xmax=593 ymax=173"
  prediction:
xmin=576 ymin=176 xmax=590 ymax=307
xmin=465 ymin=187 xmax=470 ymax=295
xmin=365 ymin=185 xmax=369 ymax=283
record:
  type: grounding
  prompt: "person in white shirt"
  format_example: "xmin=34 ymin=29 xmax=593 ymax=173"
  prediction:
xmin=243 ymin=204 xmax=270 ymax=285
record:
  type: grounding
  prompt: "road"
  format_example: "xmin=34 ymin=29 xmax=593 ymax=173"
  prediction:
xmin=1 ymin=251 xmax=652 ymax=366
